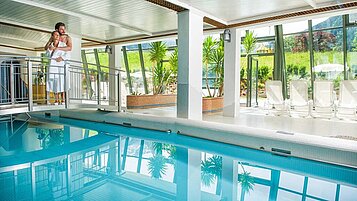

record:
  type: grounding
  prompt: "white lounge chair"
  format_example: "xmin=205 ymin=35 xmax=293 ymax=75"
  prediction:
xmin=289 ymin=80 xmax=310 ymax=117
xmin=311 ymin=80 xmax=335 ymax=119
xmin=336 ymin=80 xmax=357 ymax=120
xmin=265 ymin=80 xmax=287 ymax=115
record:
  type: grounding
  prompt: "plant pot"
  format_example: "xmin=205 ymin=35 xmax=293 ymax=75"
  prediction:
xmin=202 ymin=97 xmax=223 ymax=113
xmin=126 ymin=94 xmax=177 ymax=109
xmin=32 ymin=84 xmax=46 ymax=104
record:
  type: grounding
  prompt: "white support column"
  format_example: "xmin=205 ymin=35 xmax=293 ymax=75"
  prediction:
xmin=108 ymin=45 xmax=122 ymax=106
xmin=223 ymin=28 xmax=241 ymax=117
xmin=108 ymin=141 xmax=118 ymax=175
xmin=221 ymin=156 xmax=238 ymax=201
xmin=69 ymin=34 xmax=82 ymax=101
xmin=69 ymin=127 xmax=83 ymax=142
xmin=176 ymin=147 xmax=201 ymax=201
xmin=71 ymin=34 xmax=81 ymax=62
xmin=117 ymin=137 xmax=123 ymax=175
xmin=177 ymin=10 xmax=203 ymax=120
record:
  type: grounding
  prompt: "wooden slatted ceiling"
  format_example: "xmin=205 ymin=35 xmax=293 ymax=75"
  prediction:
xmin=147 ymin=1 xmax=357 ymax=29
xmin=146 ymin=0 xmax=226 ymax=28
xmin=227 ymin=2 xmax=357 ymax=28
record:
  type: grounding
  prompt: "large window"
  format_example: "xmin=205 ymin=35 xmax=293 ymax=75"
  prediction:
xmin=126 ymin=45 xmax=147 ymax=94
xmin=240 ymin=29 xmax=275 ymax=106
xmin=313 ymin=32 xmax=343 ymax=95
xmin=283 ymin=20 xmax=311 ymax=98
xmin=311 ymin=15 xmax=343 ymax=91
xmin=347 ymin=15 xmax=357 ymax=80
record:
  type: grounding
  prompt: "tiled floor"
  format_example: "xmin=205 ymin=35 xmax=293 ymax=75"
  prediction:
xmin=128 ymin=106 xmax=357 ymax=140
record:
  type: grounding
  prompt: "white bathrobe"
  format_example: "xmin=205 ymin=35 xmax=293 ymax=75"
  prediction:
xmin=46 ymin=41 xmax=70 ymax=93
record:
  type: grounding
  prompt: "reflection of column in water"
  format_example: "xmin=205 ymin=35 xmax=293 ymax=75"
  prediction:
xmin=176 ymin=147 xmax=201 ymax=201
xmin=221 ymin=156 xmax=238 ymax=201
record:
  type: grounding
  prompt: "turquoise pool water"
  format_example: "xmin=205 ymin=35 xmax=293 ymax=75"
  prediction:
xmin=0 ymin=117 xmax=356 ymax=201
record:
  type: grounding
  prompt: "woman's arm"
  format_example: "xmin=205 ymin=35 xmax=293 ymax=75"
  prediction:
xmin=56 ymin=36 xmax=72 ymax=51
xmin=44 ymin=37 xmax=53 ymax=50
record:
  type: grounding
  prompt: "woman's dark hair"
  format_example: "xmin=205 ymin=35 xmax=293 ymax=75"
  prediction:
xmin=55 ymin=22 xmax=66 ymax=30
xmin=51 ymin=31 xmax=59 ymax=36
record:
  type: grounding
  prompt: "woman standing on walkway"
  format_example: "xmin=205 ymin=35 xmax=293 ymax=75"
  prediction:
xmin=46 ymin=30 xmax=68 ymax=104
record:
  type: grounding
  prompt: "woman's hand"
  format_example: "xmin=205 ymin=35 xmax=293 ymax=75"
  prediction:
xmin=55 ymin=57 xmax=63 ymax=62
xmin=49 ymin=45 xmax=56 ymax=51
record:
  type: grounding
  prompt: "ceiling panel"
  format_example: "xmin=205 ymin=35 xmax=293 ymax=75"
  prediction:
xmin=0 ymin=0 xmax=179 ymax=48
xmin=0 ymin=1 xmax=76 ymax=32
xmin=0 ymin=24 xmax=50 ymax=48
xmin=179 ymin=0 xmax=354 ymax=22
xmin=0 ymin=0 xmax=355 ymax=50
xmin=0 ymin=0 xmax=178 ymax=36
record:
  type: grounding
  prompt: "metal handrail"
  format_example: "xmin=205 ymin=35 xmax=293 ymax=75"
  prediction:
xmin=0 ymin=55 xmax=124 ymax=115
xmin=0 ymin=55 xmax=125 ymax=73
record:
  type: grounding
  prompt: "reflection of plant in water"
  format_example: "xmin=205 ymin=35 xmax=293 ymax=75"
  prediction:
xmin=201 ymin=155 xmax=222 ymax=195
xmin=238 ymin=163 xmax=255 ymax=201
xmin=36 ymin=128 xmax=64 ymax=149
xmin=164 ymin=144 xmax=177 ymax=183
xmin=148 ymin=154 xmax=167 ymax=179
xmin=149 ymin=142 xmax=177 ymax=181
xmin=201 ymin=160 xmax=215 ymax=186
xmin=152 ymin=142 xmax=164 ymax=155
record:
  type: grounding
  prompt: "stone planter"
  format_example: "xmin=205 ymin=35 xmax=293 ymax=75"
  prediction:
xmin=126 ymin=94 xmax=177 ymax=109
xmin=202 ymin=97 xmax=223 ymax=113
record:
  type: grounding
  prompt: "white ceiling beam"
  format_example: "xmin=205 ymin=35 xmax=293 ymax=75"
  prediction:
xmin=0 ymin=34 xmax=43 ymax=44
xmin=10 ymin=0 xmax=153 ymax=36
xmin=0 ymin=19 xmax=106 ymax=44
xmin=303 ymin=0 xmax=317 ymax=8
xmin=166 ymin=0 xmax=228 ymax=25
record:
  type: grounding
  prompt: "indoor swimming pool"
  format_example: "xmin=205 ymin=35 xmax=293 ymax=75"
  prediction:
xmin=0 ymin=116 xmax=356 ymax=201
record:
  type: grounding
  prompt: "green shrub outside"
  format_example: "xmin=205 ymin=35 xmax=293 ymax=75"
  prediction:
xmin=88 ymin=50 xmax=357 ymax=80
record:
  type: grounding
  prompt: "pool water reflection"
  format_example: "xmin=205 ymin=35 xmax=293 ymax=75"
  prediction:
xmin=0 ymin=118 xmax=356 ymax=201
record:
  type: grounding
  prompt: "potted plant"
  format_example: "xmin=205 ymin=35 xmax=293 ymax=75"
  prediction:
xmin=202 ymin=37 xmax=224 ymax=113
xmin=126 ymin=41 xmax=176 ymax=109
xmin=33 ymin=70 xmax=46 ymax=104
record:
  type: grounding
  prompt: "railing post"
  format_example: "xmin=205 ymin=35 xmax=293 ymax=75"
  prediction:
xmin=27 ymin=60 xmax=33 ymax=111
xmin=97 ymin=70 xmax=100 ymax=106
xmin=10 ymin=60 xmax=15 ymax=105
xmin=94 ymin=49 xmax=101 ymax=106
xmin=30 ymin=163 xmax=36 ymax=201
xmin=117 ymin=72 xmax=122 ymax=112
xmin=66 ymin=154 xmax=72 ymax=197
xmin=64 ymin=62 xmax=69 ymax=109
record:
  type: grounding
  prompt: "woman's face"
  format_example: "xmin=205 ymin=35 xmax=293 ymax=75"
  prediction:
xmin=52 ymin=31 xmax=60 ymax=40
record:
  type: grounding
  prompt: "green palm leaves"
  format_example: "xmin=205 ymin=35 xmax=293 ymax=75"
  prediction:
xmin=211 ymin=38 xmax=225 ymax=97
xmin=203 ymin=36 xmax=225 ymax=97
xmin=149 ymin=42 xmax=172 ymax=94
xmin=243 ymin=31 xmax=257 ymax=55
xmin=203 ymin=36 xmax=217 ymax=97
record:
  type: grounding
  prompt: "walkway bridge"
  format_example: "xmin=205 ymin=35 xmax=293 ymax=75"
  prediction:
xmin=0 ymin=55 xmax=124 ymax=116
